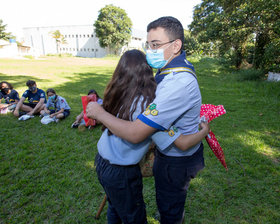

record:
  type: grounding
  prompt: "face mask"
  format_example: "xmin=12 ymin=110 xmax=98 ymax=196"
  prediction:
xmin=29 ymin=86 xmax=36 ymax=92
xmin=146 ymin=42 xmax=174 ymax=69
xmin=3 ymin=88 xmax=9 ymax=93
xmin=49 ymin=95 xmax=56 ymax=101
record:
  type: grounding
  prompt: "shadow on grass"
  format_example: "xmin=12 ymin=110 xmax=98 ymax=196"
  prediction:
xmin=1 ymin=57 xmax=279 ymax=223
xmin=0 ymin=72 xmax=46 ymax=89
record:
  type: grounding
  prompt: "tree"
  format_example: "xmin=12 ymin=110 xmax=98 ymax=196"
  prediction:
xmin=94 ymin=4 xmax=132 ymax=54
xmin=0 ymin=19 xmax=15 ymax=40
xmin=189 ymin=0 xmax=280 ymax=70
xmin=184 ymin=30 xmax=200 ymax=55
xmin=189 ymin=0 xmax=253 ymax=67
xmin=50 ymin=30 xmax=67 ymax=54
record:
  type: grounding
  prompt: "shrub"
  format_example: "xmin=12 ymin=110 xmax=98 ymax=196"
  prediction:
xmin=236 ymin=68 xmax=266 ymax=81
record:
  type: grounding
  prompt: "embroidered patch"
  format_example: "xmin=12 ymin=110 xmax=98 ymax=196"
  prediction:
xmin=150 ymin=109 xmax=158 ymax=116
xmin=144 ymin=108 xmax=151 ymax=116
xmin=168 ymin=129 xmax=175 ymax=137
xmin=149 ymin=103 xmax=156 ymax=110
xmin=144 ymin=103 xmax=159 ymax=116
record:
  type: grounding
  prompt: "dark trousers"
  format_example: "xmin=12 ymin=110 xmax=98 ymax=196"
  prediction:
xmin=95 ymin=153 xmax=147 ymax=224
xmin=153 ymin=143 xmax=205 ymax=224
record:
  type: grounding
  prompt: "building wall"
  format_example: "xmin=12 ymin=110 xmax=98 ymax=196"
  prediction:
xmin=0 ymin=42 xmax=18 ymax=58
xmin=23 ymin=25 xmax=145 ymax=58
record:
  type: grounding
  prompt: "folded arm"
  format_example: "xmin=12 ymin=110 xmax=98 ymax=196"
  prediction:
xmin=174 ymin=122 xmax=210 ymax=151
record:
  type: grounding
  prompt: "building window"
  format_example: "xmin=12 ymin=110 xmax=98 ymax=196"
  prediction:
xmin=91 ymin=34 xmax=94 ymax=38
xmin=87 ymin=34 xmax=90 ymax=38
xmin=92 ymin=49 xmax=94 ymax=51
xmin=96 ymin=49 xmax=98 ymax=52
xmin=76 ymin=34 xmax=78 ymax=38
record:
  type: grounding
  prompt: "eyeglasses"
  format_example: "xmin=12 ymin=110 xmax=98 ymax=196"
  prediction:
xmin=143 ymin=40 xmax=175 ymax=52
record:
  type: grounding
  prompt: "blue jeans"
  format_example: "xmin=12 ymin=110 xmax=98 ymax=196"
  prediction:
xmin=95 ymin=153 xmax=147 ymax=224
xmin=153 ymin=143 xmax=205 ymax=224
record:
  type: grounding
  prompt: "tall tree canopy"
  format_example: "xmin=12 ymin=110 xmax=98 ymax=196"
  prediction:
xmin=189 ymin=0 xmax=280 ymax=71
xmin=0 ymin=19 xmax=14 ymax=41
xmin=94 ymin=4 xmax=132 ymax=54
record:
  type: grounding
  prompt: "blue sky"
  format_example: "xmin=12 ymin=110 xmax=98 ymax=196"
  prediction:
xmin=1 ymin=0 xmax=202 ymax=40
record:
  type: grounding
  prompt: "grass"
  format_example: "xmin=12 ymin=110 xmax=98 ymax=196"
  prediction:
xmin=0 ymin=55 xmax=279 ymax=224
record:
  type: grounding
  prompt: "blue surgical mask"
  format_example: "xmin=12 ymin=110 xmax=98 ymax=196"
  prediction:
xmin=49 ymin=95 xmax=56 ymax=101
xmin=146 ymin=49 xmax=168 ymax=69
xmin=146 ymin=44 xmax=174 ymax=69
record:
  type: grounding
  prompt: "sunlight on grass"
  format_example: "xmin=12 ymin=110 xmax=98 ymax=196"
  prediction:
xmin=236 ymin=130 xmax=280 ymax=162
xmin=147 ymin=217 xmax=159 ymax=224
xmin=0 ymin=57 xmax=116 ymax=96
xmin=85 ymin=161 xmax=95 ymax=169
xmin=191 ymin=176 xmax=205 ymax=186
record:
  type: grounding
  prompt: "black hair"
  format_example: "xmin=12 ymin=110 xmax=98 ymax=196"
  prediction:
xmin=88 ymin=89 xmax=100 ymax=99
xmin=147 ymin=16 xmax=184 ymax=52
xmin=46 ymin=88 xmax=56 ymax=95
xmin=0 ymin=81 xmax=13 ymax=90
xmin=26 ymin=80 xmax=36 ymax=87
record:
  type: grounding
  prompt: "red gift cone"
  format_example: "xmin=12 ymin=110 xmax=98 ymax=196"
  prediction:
xmin=205 ymin=131 xmax=228 ymax=170
xmin=81 ymin=94 xmax=97 ymax=127
xmin=200 ymin=104 xmax=228 ymax=170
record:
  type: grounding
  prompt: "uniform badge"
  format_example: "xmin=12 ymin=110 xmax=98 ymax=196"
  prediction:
xmin=144 ymin=103 xmax=159 ymax=116
xmin=144 ymin=108 xmax=150 ymax=116
xmin=168 ymin=129 xmax=175 ymax=136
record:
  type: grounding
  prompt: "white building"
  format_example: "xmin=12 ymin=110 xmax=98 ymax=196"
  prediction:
xmin=0 ymin=39 xmax=18 ymax=58
xmin=22 ymin=25 xmax=145 ymax=58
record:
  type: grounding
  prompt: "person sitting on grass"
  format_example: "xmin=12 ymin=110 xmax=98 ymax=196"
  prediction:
xmin=13 ymin=80 xmax=46 ymax=117
xmin=71 ymin=89 xmax=103 ymax=129
xmin=40 ymin=88 xmax=71 ymax=122
xmin=0 ymin=81 xmax=20 ymax=114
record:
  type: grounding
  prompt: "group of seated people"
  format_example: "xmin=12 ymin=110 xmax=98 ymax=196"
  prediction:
xmin=0 ymin=80 xmax=102 ymax=127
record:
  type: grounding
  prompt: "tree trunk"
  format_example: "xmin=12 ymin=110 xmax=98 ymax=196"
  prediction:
xmin=253 ymin=32 xmax=270 ymax=69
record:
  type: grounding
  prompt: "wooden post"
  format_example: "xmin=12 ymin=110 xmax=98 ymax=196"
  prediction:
xmin=95 ymin=194 xmax=107 ymax=219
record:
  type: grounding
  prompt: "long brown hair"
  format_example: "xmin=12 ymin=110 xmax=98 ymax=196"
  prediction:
xmin=102 ymin=49 xmax=156 ymax=132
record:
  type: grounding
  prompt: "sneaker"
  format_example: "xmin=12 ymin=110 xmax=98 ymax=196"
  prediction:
xmin=71 ymin=122 xmax=79 ymax=128
xmin=39 ymin=113 xmax=48 ymax=118
xmin=54 ymin=118 xmax=59 ymax=123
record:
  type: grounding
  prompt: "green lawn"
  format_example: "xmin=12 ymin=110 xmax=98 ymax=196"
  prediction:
xmin=0 ymin=56 xmax=279 ymax=224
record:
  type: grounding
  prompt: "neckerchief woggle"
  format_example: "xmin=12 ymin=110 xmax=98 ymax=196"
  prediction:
xmin=155 ymin=51 xmax=196 ymax=84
